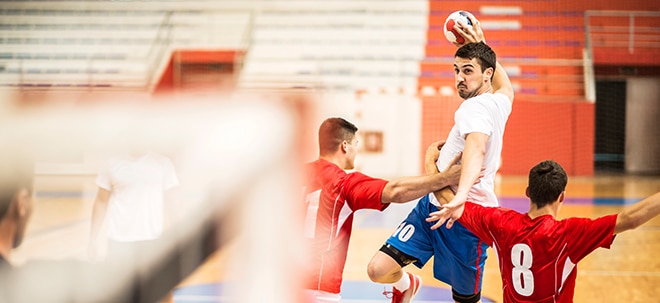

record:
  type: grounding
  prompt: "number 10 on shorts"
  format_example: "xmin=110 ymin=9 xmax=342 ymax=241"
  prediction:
xmin=392 ymin=222 xmax=415 ymax=242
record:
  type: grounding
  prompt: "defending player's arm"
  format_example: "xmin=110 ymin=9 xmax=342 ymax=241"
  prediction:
xmin=426 ymin=132 xmax=488 ymax=229
xmin=424 ymin=141 xmax=486 ymax=208
xmin=381 ymin=152 xmax=462 ymax=204
xmin=614 ymin=192 xmax=660 ymax=234
xmin=424 ymin=142 xmax=458 ymax=205
xmin=424 ymin=141 xmax=446 ymax=175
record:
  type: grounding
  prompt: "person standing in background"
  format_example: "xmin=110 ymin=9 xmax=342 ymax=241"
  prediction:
xmin=88 ymin=150 xmax=178 ymax=261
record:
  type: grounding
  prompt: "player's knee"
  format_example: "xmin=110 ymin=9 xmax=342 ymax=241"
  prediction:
xmin=366 ymin=260 xmax=386 ymax=282
xmin=368 ymin=244 xmax=417 ymax=282
xmin=452 ymin=290 xmax=481 ymax=303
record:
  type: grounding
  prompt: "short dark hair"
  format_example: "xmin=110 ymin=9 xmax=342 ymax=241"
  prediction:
xmin=527 ymin=160 xmax=567 ymax=208
xmin=455 ymin=42 xmax=496 ymax=80
xmin=318 ymin=117 xmax=358 ymax=156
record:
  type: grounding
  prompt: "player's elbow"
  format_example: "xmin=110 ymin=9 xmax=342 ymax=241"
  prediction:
xmin=615 ymin=212 xmax=643 ymax=234
xmin=382 ymin=181 xmax=406 ymax=203
xmin=504 ymin=88 xmax=515 ymax=103
xmin=495 ymin=87 xmax=514 ymax=102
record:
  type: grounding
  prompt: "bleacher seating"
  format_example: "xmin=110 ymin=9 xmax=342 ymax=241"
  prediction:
xmin=0 ymin=2 xmax=251 ymax=90
xmin=0 ymin=1 xmax=657 ymax=95
xmin=238 ymin=5 xmax=428 ymax=92
xmin=0 ymin=8 xmax=167 ymax=88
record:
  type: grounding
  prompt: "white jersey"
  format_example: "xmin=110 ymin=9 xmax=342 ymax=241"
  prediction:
xmin=434 ymin=92 xmax=511 ymax=207
xmin=96 ymin=152 xmax=179 ymax=242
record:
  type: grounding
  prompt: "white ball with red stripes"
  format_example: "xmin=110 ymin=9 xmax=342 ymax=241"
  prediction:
xmin=443 ymin=10 xmax=474 ymax=44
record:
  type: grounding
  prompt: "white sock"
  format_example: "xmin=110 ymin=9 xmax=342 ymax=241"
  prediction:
xmin=392 ymin=271 xmax=411 ymax=290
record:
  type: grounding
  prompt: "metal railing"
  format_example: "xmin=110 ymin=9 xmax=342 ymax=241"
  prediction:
xmin=585 ymin=10 xmax=660 ymax=53
xmin=144 ymin=11 xmax=173 ymax=90
xmin=583 ymin=10 xmax=660 ymax=101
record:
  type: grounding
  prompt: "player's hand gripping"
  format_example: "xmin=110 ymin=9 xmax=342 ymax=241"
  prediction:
xmin=425 ymin=140 xmax=461 ymax=177
xmin=424 ymin=140 xmax=446 ymax=175
xmin=452 ymin=12 xmax=486 ymax=47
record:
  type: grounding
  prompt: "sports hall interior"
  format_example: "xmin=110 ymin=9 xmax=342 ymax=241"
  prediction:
xmin=0 ymin=0 xmax=658 ymax=302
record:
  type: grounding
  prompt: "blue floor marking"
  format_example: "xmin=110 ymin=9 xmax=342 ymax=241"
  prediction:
xmin=356 ymin=195 xmax=643 ymax=229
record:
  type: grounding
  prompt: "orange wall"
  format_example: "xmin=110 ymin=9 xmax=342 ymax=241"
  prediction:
xmin=499 ymin=100 xmax=594 ymax=176
xmin=421 ymin=97 xmax=594 ymax=176
xmin=428 ymin=0 xmax=659 ymax=12
xmin=154 ymin=50 xmax=240 ymax=93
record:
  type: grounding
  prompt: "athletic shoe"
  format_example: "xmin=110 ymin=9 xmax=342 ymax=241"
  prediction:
xmin=382 ymin=272 xmax=422 ymax=303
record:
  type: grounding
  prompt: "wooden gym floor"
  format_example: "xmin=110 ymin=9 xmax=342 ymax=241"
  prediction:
xmin=10 ymin=173 xmax=660 ymax=302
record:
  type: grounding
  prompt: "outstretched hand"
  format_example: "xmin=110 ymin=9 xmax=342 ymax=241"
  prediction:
xmin=426 ymin=192 xmax=467 ymax=229
xmin=452 ymin=12 xmax=486 ymax=47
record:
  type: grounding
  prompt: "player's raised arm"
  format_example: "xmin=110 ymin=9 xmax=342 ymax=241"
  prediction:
xmin=614 ymin=192 xmax=660 ymax=234
xmin=491 ymin=56 xmax=514 ymax=103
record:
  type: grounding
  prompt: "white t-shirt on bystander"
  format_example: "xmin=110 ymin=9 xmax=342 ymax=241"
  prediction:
xmin=96 ymin=152 xmax=179 ymax=242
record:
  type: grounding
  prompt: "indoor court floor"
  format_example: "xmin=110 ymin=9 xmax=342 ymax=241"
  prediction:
xmin=11 ymin=173 xmax=660 ymax=303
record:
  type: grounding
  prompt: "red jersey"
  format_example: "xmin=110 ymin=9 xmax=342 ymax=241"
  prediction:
xmin=302 ymin=159 xmax=388 ymax=294
xmin=460 ymin=202 xmax=617 ymax=303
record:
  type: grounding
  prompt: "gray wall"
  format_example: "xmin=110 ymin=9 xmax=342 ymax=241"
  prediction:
xmin=625 ymin=78 xmax=660 ymax=174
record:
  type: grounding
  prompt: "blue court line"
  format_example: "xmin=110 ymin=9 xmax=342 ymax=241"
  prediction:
xmin=500 ymin=196 xmax=644 ymax=208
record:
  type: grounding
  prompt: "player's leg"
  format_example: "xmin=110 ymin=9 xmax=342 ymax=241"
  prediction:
xmin=372 ymin=244 xmax=423 ymax=303
xmin=430 ymin=219 xmax=489 ymax=303
xmin=367 ymin=243 xmax=417 ymax=283
xmin=367 ymin=195 xmax=435 ymax=303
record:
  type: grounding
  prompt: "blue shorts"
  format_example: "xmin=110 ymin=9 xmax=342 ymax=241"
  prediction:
xmin=385 ymin=194 xmax=488 ymax=296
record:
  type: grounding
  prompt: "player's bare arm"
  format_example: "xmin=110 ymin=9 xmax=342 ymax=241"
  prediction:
xmin=381 ymin=150 xmax=462 ymax=204
xmin=427 ymin=132 xmax=488 ymax=229
xmin=424 ymin=141 xmax=460 ymax=205
xmin=425 ymin=140 xmax=485 ymax=209
xmin=424 ymin=141 xmax=447 ymax=175
xmin=614 ymin=191 xmax=660 ymax=234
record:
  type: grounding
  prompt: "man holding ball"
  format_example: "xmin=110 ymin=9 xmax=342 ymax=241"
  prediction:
xmin=367 ymin=12 xmax=514 ymax=303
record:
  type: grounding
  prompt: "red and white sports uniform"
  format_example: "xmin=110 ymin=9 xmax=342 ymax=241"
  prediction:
xmin=303 ymin=159 xmax=388 ymax=294
xmin=459 ymin=202 xmax=617 ymax=303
